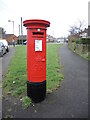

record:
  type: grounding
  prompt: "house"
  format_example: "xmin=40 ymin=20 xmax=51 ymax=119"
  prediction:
xmin=0 ymin=27 xmax=3 ymax=38
xmin=2 ymin=34 xmax=18 ymax=45
xmin=47 ymin=35 xmax=56 ymax=43
xmin=79 ymin=28 xmax=88 ymax=38
xmin=68 ymin=28 xmax=89 ymax=43
xmin=0 ymin=27 xmax=6 ymax=39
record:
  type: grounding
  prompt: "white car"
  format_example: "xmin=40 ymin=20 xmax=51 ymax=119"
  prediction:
xmin=0 ymin=39 xmax=9 ymax=52
xmin=0 ymin=42 xmax=6 ymax=57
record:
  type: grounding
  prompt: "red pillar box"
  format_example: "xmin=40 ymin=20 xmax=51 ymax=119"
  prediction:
xmin=23 ymin=19 xmax=50 ymax=102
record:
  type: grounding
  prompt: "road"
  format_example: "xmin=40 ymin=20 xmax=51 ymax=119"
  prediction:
xmin=2 ymin=46 xmax=15 ymax=80
xmin=2 ymin=44 xmax=88 ymax=118
xmin=0 ymin=46 xmax=15 ymax=119
xmin=0 ymin=57 xmax=2 ymax=119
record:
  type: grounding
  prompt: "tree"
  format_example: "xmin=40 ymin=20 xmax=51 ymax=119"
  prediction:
xmin=69 ymin=20 xmax=86 ymax=35
xmin=69 ymin=26 xmax=77 ymax=35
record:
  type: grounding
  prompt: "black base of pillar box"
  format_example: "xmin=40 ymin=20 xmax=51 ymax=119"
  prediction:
xmin=27 ymin=80 xmax=46 ymax=103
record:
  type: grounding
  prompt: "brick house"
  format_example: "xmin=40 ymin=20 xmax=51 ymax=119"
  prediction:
xmin=2 ymin=34 xmax=18 ymax=45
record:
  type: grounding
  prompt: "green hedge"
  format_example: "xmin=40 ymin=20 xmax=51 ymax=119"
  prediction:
xmin=72 ymin=38 xmax=90 ymax=44
xmin=17 ymin=39 xmax=26 ymax=44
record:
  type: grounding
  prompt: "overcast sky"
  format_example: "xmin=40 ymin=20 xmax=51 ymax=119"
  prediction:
xmin=0 ymin=0 xmax=89 ymax=38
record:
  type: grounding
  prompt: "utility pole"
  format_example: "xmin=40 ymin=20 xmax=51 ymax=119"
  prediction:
xmin=13 ymin=21 xmax=14 ymax=34
xmin=18 ymin=24 xmax=20 ymax=44
xmin=21 ymin=17 xmax=23 ymax=45
xmin=8 ymin=20 xmax=14 ymax=34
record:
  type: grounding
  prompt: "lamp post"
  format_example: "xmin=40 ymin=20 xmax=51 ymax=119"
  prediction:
xmin=8 ymin=20 xmax=14 ymax=34
xmin=18 ymin=24 xmax=20 ymax=44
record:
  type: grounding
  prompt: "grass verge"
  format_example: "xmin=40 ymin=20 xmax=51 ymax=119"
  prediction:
xmin=47 ymin=44 xmax=64 ymax=93
xmin=3 ymin=44 xmax=64 ymax=108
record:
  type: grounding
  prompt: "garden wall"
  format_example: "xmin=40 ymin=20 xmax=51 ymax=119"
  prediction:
xmin=68 ymin=41 xmax=90 ymax=60
xmin=69 ymin=43 xmax=89 ymax=54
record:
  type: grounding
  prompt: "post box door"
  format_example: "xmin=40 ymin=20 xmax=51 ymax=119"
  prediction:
xmin=29 ymin=30 xmax=46 ymax=82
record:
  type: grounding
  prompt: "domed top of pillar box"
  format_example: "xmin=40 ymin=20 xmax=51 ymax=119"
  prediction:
xmin=23 ymin=19 xmax=50 ymax=29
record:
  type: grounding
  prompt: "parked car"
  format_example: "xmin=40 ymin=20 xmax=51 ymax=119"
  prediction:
xmin=0 ymin=42 xmax=6 ymax=57
xmin=23 ymin=41 xmax=27 ymax=45
xmin=0 ymin=39 xmax=9 ymax=52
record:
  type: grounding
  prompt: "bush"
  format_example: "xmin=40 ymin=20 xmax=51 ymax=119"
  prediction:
xmin=72 ymin=38 xmax=90 ymax=44
xmin=17 ymin=39 xmax=26 ymax=44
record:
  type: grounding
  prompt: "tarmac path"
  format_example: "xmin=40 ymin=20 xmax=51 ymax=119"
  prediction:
xmin=2 ymin=44 xmax=88 ymax=118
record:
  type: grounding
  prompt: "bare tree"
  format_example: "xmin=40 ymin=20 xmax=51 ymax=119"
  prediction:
xmin=69 ymin=26 xmax=77 ymax=35
xmin=69 ymin=20 xmax=86 ymax=35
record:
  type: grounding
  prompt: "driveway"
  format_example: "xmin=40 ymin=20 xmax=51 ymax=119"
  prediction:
xmin=2 ymin=44 xmax=88 ymax=118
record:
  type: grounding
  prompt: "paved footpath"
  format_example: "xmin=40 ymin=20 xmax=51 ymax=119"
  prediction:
xmin=2 ymin=44 xmax=88 ymax=118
